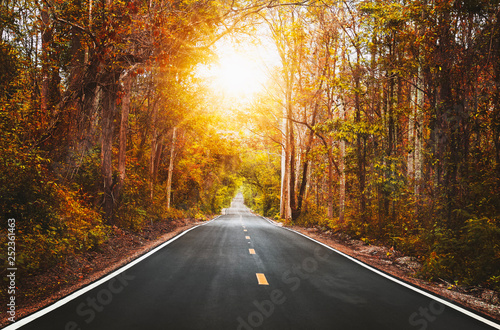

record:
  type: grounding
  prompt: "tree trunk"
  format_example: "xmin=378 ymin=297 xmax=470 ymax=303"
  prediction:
xmin=280 ymin=116 xmax=290 ymax=219
xmin=288 ymin=102 xmax=297 ymax=220
xmin=101 ymin=81 xmax=118 ymax=223
xmin=327 ymin=145 xmax=335 ymax=219
xmin=85 ymin=0 xmax=93 ymax=64
xmin=280 ymin=113 xmax=293 ymax=220
xmin=410 ymin=67 xmax=424 ymax=196
xmin=40 ymin=2 xmax=51 ymax=119
xmin=40 ymin=3 xmax=60 ymax=123
xmin=149 ymin=99 xmax=159 ymax=200
xmin=115 ymin=71 xmax=132 ymax=198
xmin=166 ymin=127 xmax=177 ymax=209
xmin=296 ymin=133 xmax=313 ymax=218
xmin=354 ymin=64 xmax=366 ymax=222
xmin=338 ymin=97 xmax=346 ymax=223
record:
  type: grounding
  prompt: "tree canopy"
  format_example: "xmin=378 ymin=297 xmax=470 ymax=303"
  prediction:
xmin=1 ymin=0 xmax=499 ymax=296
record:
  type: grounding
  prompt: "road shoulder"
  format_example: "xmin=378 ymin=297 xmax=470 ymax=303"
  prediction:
xmin=278 ymin=221 xmax=500 ymax=322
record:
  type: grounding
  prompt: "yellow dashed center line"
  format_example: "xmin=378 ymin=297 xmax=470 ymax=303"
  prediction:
xmin=249 ymin=249 xmax=255 ymax=254
xmin=244 ymin=229 xmax=247 ymax=232
xmin=256 ymin=273 xmax=269 ymax=285
xmin=245 ymin=236 xmax=250 ymax=240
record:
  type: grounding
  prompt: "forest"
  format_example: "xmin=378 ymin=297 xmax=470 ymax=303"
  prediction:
xmin=1 ymin=0 xmax=499 ymax=302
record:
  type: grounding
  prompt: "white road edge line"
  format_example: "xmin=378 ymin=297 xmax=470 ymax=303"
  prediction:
xmin=261 ymin=215 xmax=500 ymax=329
xmin=3 ymin=216 xmax=221 ymax=330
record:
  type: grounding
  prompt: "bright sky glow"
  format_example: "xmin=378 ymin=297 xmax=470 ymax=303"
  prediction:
xmin=198 ymin=35 xmax=279 ymax=102
xmin=213 ymin=51 xmax=266 ymax=98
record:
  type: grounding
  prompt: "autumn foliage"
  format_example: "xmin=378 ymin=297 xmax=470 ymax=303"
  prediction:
xmin=240 ymin=0 xmax=500 ymax=290
xmin=0 ymin=0 xmax=242 ymax=291
xmin=0 ymin=0 xmax=499 ymax=300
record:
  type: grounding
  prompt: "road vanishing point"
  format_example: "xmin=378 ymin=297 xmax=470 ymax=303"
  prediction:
xmin=5 ymin=193 xmax=500 ymax=330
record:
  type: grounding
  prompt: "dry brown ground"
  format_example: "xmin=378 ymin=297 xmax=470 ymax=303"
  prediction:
xmin=2 ymin=216 xmax=499 ymax=328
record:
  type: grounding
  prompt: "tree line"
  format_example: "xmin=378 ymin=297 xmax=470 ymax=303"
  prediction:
xmin=242 ymin=0 xmax=500 ymax=289
xmin=0 ymin=0 xmax=282 ymax=278
xmin=0 ymin=0 xmax=499 ymax=293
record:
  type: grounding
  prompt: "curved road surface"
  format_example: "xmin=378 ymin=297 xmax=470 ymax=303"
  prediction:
xmin=5 ymin=194 xmax=500 ymax=329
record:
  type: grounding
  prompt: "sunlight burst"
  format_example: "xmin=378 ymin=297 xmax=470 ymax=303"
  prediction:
xmin=213 ymin=51 xmax=266 ymax=98
xmin=199 ymin=38 xmax=278 ymax=102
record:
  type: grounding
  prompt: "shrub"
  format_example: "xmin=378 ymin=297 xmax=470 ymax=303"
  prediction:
xmin=295 ymin=201 xmax=329 ymax=228
xmin=420 ymin=218 xmax=500 ymax=289
xmin=460 ymin=217 xmax=500 ymax=289
xmin=1 ymin=185 xmax=108 ymax=275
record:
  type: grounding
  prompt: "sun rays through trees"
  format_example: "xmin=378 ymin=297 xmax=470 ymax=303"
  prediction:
xmin=1 ymin=0 xmax=500 ymax=299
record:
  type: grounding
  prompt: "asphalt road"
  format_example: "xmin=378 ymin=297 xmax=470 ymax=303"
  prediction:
xmin=6 ymin=194 xmax=500 ymax=329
